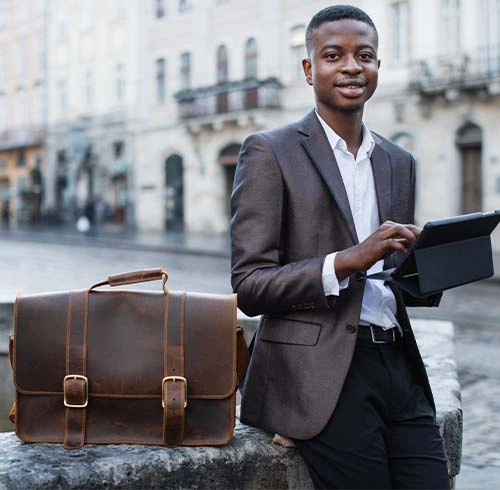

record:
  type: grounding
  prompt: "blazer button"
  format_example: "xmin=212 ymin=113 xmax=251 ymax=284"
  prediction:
xmin=355 ymin=272 xmax=366 ymax=282
xmin=346 ymin=324 xmax=357 ymax=334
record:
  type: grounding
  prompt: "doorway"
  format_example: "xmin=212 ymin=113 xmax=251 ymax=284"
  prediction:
xmin=164 ymin=154 xmax=184 ymax=232
xmin=456 ymin=123 xmax=483 ymax=213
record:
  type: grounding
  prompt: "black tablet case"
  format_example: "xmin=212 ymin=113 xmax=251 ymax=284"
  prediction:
xmin=368 ymin=210 xmax=500 ymax=298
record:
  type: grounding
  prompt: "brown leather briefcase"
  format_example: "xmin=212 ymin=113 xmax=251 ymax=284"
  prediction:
xmin=9 ymin=269 xmax=240 ymax=449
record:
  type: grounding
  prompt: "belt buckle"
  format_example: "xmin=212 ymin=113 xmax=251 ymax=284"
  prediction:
xmin=369 ymin=325 xmax=395 ymax=344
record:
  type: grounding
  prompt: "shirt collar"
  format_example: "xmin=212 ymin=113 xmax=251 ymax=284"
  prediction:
xmin=315 ymin=110 xmax=375 ymax=160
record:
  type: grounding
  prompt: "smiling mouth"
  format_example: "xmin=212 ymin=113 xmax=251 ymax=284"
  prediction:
xmin=335 ymin=84 xmax=366 ymax=98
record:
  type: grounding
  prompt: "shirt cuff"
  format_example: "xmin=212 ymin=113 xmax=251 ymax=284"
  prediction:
xmin=322 ymin=252 xmax=349 ymax=296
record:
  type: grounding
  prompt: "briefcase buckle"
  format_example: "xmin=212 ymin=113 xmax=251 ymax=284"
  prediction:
xmin=63 ymin=375 xmax=89 ymax=408
xmin=162 ymin=376 xmax=188 ymax=408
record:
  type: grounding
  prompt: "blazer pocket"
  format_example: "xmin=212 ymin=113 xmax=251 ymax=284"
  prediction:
xmin=259 ymin=317 xmax=322 ymax=346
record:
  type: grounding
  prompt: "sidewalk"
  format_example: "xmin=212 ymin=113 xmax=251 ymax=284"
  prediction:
xmin=2 ymin=224 xmax=500 ymax=283
xmin=0 ymin=224 xmax=231 ymax=258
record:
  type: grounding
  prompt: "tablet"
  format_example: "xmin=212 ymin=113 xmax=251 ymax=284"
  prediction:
xmin=393 ymin=210 xmax=500 ymax=279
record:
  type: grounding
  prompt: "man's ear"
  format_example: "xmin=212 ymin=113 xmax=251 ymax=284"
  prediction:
xmin=378 ymin=58 xmax=381 ymax=69
xmin=302 ymin=58 xmax=313 ymax=86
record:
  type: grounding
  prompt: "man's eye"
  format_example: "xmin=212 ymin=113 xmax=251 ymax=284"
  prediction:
xmin=359 ymin=53 xmax=374 ymax=61
xmin=326 ymin=53 xmax=340 ymax=61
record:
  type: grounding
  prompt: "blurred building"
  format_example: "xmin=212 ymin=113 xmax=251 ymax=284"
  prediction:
xmin=3 ymin=0 xmax=500 ymax=249
xmin=44 ymin=0 xmax=139 ymax=227
xmin=0 ymin=0 xmax=47 ymax=227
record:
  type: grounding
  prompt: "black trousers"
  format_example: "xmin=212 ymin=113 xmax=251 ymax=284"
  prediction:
xmin=293 ymin=328 xmax=450 ymax=490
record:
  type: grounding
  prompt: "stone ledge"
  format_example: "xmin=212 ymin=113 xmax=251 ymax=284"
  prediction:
xmin=0 ymin=303 xmax=462 ymax=488
xmin=0 ymin=422 xmax=313 ymax=490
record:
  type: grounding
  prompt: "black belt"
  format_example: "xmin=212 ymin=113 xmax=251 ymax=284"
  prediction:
xmin=357 ymin=325 xmax=400 ymax=344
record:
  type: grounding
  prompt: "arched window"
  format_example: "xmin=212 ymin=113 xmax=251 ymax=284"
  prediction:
xmin=290 ymin=25 xmax=306 ymax=81
xmin=216 ymin=45 xmax=229 ymax=83
xmin=244 ymin=38 xmax=258 ymax=79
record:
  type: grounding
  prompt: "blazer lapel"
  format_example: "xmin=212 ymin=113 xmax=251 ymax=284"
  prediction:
xmin=370 ymin=139 xmax=394 ymax=269
xmin=299 ymin=111 xmax=358 ymax=244
xmin=370 ymin=142 xmax=392 ymax=225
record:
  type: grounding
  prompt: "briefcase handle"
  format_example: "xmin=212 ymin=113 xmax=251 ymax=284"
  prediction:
xmin=90 ymin=268 xmax=169 ymax=293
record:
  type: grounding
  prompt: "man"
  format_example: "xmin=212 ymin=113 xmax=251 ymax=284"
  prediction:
xmin=231 ymin=4 xmax=449 ymax=490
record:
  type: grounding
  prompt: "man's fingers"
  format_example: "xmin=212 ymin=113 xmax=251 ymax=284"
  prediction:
xmin=380 ymin=223 xmax=420 ymax=243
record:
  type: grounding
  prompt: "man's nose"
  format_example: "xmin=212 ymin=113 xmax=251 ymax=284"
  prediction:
xmin=341 ymin=55 xmax=362 ymax=74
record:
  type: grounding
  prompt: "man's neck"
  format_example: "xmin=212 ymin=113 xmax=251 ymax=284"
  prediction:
xmin=316 ymin=108 xmax=364 ymax=156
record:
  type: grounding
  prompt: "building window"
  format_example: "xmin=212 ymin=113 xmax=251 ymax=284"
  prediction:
xmin=179 ymin=0 xmax=192 ymax=12
xmin=244 ymin=38 xmax=258 ymax=79
xmin=391 ymin=1 xmax=410 ymax=64
xmin=36 ymin=0 xmax=47 ymax=15
xmin=34 ymin=85 xmax=45 ymax=128
xmin=17 ymin=149 xmax=26 ymax=168
xmin=17 ymin=37 xmax=27 ymax=80
xmin=81 ymin=0 xmax=95 ymax=30
xmin=216 ymin=45 xmax=229 ymax=83
xmin=84 ymin=69 xmax=93 ymax=111
xmin=156 ymin=58 xmax=166 ymax=103
xmin=440 ymin=0 xmax=461 ymax=56
xmin=180 ymin=52 xmax=191 ymax=90
xmin=290 ymin=25 xmax=306 ymax=81
xmin=114 ymin=0 xmax=126 ymax=17
xmin=0 ymin=0 xmax=6 ymax=30
xmin=155 ymin=0 xmax=165 ymax=18
xmin=0 ymin=96 xmax=6 ymax=135
xmin=58 ymin=80 xmax=67 ymax=117
xmin=16 ymin=90 xmax=27 ymax=129
xmin=56 ymin=10 xmax=68 ymax=40
xmin=0 ymin=50 xmax=5 ymax=91
xmin=37 ymin=32 xmax=45 ymax=76
xmin=116 ymin=62 xmax=125 ymax=103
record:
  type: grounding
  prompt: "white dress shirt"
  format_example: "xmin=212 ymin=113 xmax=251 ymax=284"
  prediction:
xmin=316 ymin=112 xmax=399 ymax=330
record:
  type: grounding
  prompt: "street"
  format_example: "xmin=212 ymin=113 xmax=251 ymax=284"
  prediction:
xmin=1 ymin=238 xmax=500 ymax=489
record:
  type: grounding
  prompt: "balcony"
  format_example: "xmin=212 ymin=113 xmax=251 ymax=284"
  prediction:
xmin=410 ymin=46 xmax=500 ymax=99
xmin=175 ymin=77 xmax=283 ymax=121
xmin=0 ymin=126 xmax=46 ymax=152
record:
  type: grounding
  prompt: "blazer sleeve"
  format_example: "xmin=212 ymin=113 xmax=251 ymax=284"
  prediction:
xmin=230 ymin=133 xmax=332 ymax=317
xmin=400 ymin=154 xmax=442 ymax=308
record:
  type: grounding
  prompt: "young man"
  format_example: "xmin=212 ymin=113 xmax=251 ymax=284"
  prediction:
xmin=231 ymin=4 xmax=450 ymax=490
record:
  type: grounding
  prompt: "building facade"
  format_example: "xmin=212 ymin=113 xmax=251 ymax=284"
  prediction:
xmin=4 ymin=0 xmax=500 ymax=249
xmin=0 ymin=0 xmax=47 ymax=227
xmin=134 ymin=0 xmax=500 ymax=251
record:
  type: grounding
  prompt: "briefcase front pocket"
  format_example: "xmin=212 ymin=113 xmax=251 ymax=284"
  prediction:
xmin=11 ymin=269 xmax=238 ymax=449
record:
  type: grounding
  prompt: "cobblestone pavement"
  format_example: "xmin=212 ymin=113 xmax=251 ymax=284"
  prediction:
xmin=2 ymin=238 xmax=500 ymax=488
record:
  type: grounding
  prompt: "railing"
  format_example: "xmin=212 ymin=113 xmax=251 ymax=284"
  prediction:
xmin=0 ymin=126 xmax=46 ymax=151
xmin=410 ymin=45 xmax=500 ymax=96
xmin=175 ymin=77 xmax=283 ymax=119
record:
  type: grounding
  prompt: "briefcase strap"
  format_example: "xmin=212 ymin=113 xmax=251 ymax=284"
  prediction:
xmin=63 ymin=290 xmax=89 ymax=450
xmin=162 ymin=292 xmax=187 ymax=447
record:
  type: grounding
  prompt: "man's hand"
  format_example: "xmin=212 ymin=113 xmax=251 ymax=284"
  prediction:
xmin=334 ymin=221 xmax=421 ymax=281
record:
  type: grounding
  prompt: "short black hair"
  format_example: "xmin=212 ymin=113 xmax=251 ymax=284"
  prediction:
xmin=305 ymin=4 xmax=378 ymax=55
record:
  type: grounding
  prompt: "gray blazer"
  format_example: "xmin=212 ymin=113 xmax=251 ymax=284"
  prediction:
xmin=230 ymin=110 xmax=439 ymax=440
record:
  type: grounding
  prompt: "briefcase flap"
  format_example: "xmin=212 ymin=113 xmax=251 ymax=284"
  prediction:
xmin=13 ymin=289 xmax=237 ymax=400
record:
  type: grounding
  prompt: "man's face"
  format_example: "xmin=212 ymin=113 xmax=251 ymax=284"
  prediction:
xmin=303 ymin=19 xmax=380 ymax=115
